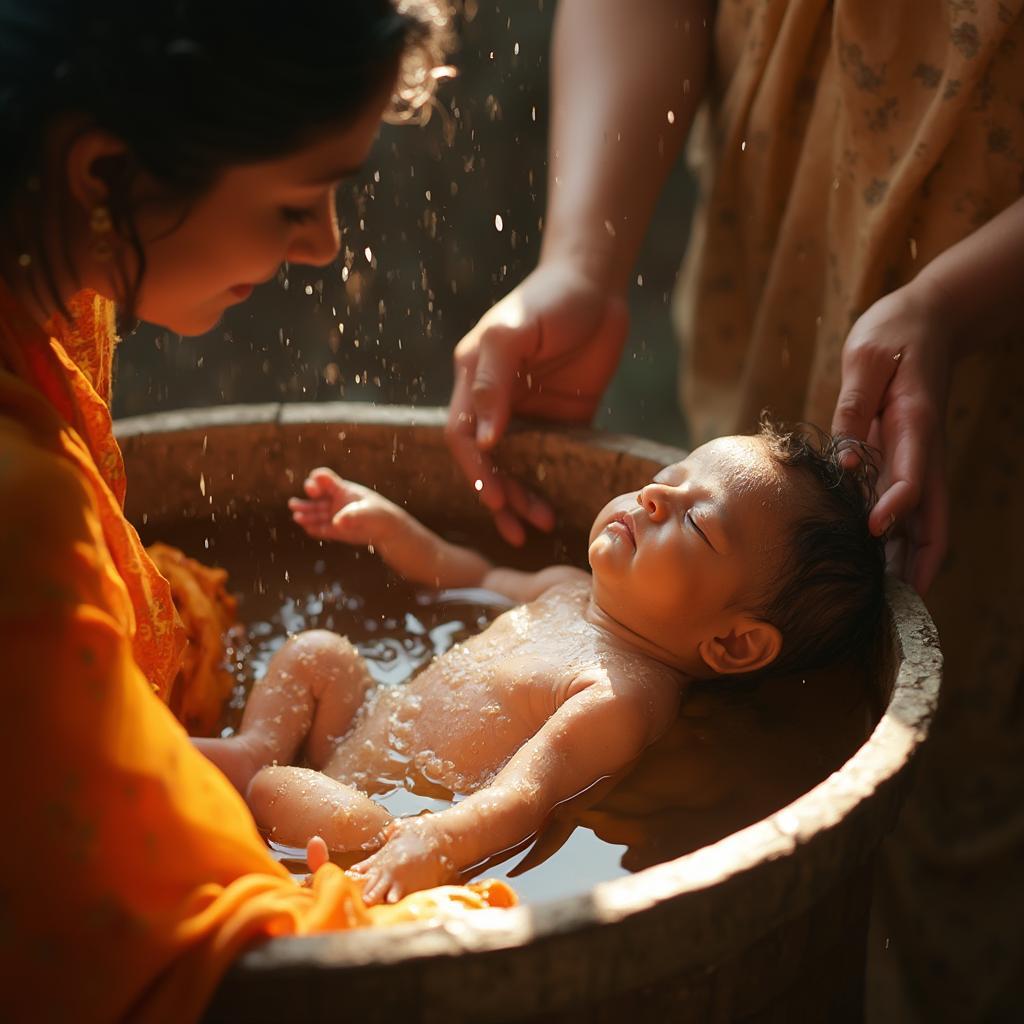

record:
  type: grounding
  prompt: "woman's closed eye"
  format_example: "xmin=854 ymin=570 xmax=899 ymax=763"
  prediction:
xmin=280 ymin=205 xmax=317 ymax=225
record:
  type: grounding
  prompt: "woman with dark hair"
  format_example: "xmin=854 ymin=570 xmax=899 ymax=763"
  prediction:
xmin=0 ymin=4 xmax=511 ymax=1021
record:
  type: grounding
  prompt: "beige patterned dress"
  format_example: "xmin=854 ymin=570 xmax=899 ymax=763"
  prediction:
xmin=674 ymin=1 xmax=1024 ymax=1018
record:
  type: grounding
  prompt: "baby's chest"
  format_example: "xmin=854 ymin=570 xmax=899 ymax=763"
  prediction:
xmin=418 ymin=623 xmax=599 ymax=720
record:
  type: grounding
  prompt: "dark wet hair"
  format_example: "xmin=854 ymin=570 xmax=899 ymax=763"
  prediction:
xmin=753 ymin=414 xmax=886 ymax=677
xmin=0 ymin=0 xmax=451 ymax=319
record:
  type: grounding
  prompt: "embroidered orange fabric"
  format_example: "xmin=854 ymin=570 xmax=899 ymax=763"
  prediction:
xmin=146 ymin=542 xmax=239 ymax=736
xmin=0 ymin=279 xmax=515 ymax=1024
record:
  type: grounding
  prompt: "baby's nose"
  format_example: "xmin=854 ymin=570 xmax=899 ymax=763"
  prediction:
xmin=637 ymin=485 xmax=668 ymax=517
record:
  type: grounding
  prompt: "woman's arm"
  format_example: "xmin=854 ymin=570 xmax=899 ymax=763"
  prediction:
xmin=446 ymin=0 xmax=713 ymax=545
xmin=831 ymin=195 xmax=1024 ymax=593
xmin=0 ymin=433 xmax=378 ymax=1022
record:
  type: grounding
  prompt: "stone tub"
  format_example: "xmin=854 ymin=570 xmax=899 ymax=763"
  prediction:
xmin=115 ymin=403 xmax=941 ymax=1023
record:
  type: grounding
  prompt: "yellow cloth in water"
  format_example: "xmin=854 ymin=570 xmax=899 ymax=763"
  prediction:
xmin=675 ymin=3 xmax=1024 ymax=1018
xmin=0 ymin=279 xmax=515 ymax=1024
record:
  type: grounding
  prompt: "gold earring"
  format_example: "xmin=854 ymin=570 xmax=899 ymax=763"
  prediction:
xmin=90 ymin=205 xmax=114 ymax=261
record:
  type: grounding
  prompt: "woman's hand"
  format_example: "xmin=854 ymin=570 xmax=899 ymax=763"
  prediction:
xmin=830 ymin=280 xmax=956 ymax=595
xmin=446 ymin=261 xmax=629 ymax=546
xmin=348 ymin=816 xmax=456 ymax=905
xmin=288 ymin=467 xmax=402 ymax=547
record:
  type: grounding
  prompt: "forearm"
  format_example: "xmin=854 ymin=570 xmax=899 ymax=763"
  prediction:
xmin=374 ymin=510 xmax=493 ymax=588
xmin=912 ymin=194 xmax=1024 ymax=352
xmin=425 ymin=779 xmax=552 ymax=873
xmin=541 ymin=0 xmax=712 ymax=294
xmin=421 ymin=689 xmax=651 ymax=871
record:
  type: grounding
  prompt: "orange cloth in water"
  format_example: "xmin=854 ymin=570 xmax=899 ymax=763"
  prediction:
xmin=146 ymin=542 xmax=239 ymax=737
xmin=0 ymin=280 xmax=515 ymax=1024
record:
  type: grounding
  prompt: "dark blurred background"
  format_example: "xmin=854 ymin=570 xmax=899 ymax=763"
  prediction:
xmin=113 ymin=1 xmax=696 ymax=449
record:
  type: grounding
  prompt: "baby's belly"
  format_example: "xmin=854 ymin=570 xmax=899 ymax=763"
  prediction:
xmin=323 ymin=668 xmax=537 ymax=796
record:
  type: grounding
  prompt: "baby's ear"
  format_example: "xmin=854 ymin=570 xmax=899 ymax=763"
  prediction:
xmin=698 ymin=617 xmax=782 ymax=676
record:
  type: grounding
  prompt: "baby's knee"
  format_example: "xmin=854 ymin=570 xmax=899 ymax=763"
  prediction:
xmin=247 ymin=765 xmax=308 ymax=829
xmin=274 ymin=630 xmax=363 ymax=687
xmin=283 ymin=629 xmax=359 ymax=666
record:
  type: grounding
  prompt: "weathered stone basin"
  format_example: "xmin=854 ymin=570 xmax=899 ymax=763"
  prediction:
xmin=115 ymin=403 xmax=941 ymax=1023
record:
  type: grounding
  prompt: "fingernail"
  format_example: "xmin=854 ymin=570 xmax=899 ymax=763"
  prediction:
xmin=477 ymin=422 xmax=495 ymax=447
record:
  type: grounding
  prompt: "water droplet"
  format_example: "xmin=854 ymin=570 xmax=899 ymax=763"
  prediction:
xmin=474 ymin=479 xmax=484 ymax=492
xmin=494 ymin=214 xmax=503 ymax=232
xmin=666 ymin=110 xmax=675 ymax=124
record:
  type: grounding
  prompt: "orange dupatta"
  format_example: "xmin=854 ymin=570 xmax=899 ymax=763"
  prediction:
xmin=0 ymin=281 xmax=513 ymax=1024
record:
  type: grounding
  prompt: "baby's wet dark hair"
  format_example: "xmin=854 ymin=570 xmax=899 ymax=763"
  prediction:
xmin=0 ymin=0 xmax=452 ymax=319
xmin=753 ymin=414 xmax=886 ymax=676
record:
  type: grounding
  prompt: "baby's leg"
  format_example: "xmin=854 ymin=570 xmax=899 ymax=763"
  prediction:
xmin=195 ymin=630 xmax=373 ymax=794
xmin=248 ymin=765 xmax=392 ymax=851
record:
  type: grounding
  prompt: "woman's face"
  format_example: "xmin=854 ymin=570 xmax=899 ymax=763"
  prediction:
xmin=101 ymin=93 xmax=389 ymax=335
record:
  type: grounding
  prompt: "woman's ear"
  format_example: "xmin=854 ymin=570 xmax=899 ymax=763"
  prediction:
xmin=697 ymin=617 xmax=782 ymax=676
xmin=65 ymin=129 xmax=130 ymax=211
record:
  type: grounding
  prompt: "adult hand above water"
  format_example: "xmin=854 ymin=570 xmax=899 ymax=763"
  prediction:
xmin=446 ymin=261 xmax=629 ymax=546
xmin=831 ymin=282 xmax=955 ymax=596
xmin=831 ymin=195 xmax=1024 ymax=596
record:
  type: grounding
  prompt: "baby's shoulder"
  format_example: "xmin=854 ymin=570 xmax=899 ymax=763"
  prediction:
xmin=568 ymin=656 xmax=683 ymax=713
xmin=532 ymin=570 xmax=591 ymax=605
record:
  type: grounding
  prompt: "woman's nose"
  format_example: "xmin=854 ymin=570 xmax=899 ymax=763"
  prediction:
xmin=288 ymin=194 xmax=341 ymax=267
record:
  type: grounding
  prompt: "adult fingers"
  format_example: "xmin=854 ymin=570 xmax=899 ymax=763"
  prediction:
xmin=907 ymin=450 xmax=949 ymax=596
xmin=446 ymin=393 xmax=531 ymax=545
xmin=447 ymin=364 xmax=508 ymax=514
xmin=471 ymin=324 xmax=531 ymax=449
xmin=305 ymin=835 xmax=329 ymax=873
xmin=504 ymin=476 xmax=555 ymax=533
xmin=493 ymin=505 xmax=527 ymax=548
xmin=867 ymin=400 xmax=934 ymax=536
xmin=832 ymin=348 xmax=899 ymax=465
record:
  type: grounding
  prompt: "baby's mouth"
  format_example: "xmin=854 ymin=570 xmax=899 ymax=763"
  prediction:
xmin=608 ymin=512 xmax=637 ymax=548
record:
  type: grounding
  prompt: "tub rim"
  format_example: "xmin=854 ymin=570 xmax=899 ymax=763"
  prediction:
xmin=115 ymin=402 xmax=941 ymax=976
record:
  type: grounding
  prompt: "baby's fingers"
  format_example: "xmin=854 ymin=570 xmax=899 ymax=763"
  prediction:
xmin=360 ymin=868 xmax=392 ymax=907
xmin=304 ymin=467 xmax=361 ymax=504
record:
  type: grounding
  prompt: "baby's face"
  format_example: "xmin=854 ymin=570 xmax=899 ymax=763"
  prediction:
xmin=588 ymin=436 xmax=791 ymax=671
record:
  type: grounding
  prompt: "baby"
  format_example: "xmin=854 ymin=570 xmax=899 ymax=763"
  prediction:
xmin=196 ymin=421 xmax=884 ymax=904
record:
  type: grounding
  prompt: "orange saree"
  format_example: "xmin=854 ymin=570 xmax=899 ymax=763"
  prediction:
xmin=0 ymin=280 xmax=512 ymax=1023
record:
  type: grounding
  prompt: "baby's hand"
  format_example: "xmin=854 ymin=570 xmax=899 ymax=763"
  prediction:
xmin=349 ymin=817 xmax=456 ymax=905
xmin=288 ymin=468 xmax=401 ymax=547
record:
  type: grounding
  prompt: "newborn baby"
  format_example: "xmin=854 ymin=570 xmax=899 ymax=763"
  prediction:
xmin=197 ymin=421 xmax=884 ymax=904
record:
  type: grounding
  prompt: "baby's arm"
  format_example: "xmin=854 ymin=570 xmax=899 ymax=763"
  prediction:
xmin=290 ymin=467 xmax=491 ymax=587
xmin=351 ymin=671 xmax=680 ymax=903
xmin=290 ymin=467 xmax=588 ymax=597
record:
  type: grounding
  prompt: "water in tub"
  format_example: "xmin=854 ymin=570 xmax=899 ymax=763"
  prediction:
xmin=159 ymin=514 xmax=875 ymax=904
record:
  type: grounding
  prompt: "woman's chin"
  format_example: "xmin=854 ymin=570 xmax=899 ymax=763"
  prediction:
xmin=144 ymin=305 xmax=226 ymax=337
